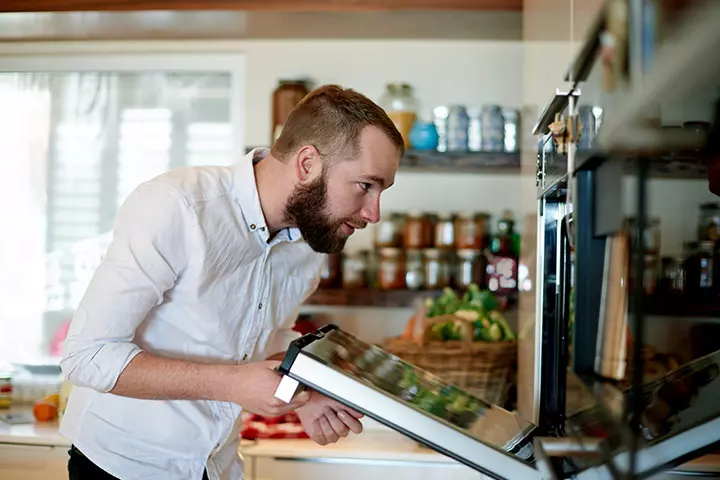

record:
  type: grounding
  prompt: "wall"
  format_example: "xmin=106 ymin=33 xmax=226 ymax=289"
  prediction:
xmin=239 ymin=39 xmax=528 ymax=252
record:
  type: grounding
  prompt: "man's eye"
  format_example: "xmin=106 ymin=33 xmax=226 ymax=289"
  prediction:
xmin=358 ymin=182 xmax=371 ymax=192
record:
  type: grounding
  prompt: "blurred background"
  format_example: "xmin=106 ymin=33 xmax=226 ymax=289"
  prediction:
xmin=1 ymin=1 xmax=719 ymax=479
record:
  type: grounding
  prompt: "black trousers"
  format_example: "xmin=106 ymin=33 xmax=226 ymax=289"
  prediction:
xmin=68 ymin=445 xmax=209 ymax=480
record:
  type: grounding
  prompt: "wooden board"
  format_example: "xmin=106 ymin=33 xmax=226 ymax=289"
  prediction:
xmin=2 ymin=0 xmax=522 ymax=13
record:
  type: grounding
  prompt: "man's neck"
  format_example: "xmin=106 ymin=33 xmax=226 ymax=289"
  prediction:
xmin=254 ymin=152 xmax=293 ymax=234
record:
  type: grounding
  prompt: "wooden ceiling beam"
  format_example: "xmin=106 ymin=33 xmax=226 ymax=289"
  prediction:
xmin=1 ymin=0 xmax=522 ymax=13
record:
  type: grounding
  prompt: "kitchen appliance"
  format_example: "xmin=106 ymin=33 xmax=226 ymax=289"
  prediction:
xmin=275 ymin=325 xmax=540 ymax=480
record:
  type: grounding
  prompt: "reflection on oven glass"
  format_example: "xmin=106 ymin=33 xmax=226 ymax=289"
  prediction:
xmin=304 ymin=328 xmax=535 ymax=456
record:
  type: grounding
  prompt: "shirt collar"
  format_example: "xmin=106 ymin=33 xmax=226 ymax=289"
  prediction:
xmin=233 ymin=147 xmax=302 ymax=244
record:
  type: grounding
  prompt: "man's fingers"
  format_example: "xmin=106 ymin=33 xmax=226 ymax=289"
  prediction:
xmin=338 ymin=410 xmax=363 ymax=434
xmin=324 ymin=398 xmax=364 ymax=419
xmin=318 ymin=415 xmax=339 ymax=444
xmin=290 ymin=391 xmax=310 ymax=408
xmin=324 ymin=410 xmax=350 ymax=438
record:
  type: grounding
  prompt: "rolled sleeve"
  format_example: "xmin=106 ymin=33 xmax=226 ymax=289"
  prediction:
xmin=61 ymin=182 xmax=193 ymax=392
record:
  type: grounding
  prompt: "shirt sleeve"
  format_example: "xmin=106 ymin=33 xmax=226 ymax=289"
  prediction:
xmin=60 ymin=181 xmax=194 ymax=392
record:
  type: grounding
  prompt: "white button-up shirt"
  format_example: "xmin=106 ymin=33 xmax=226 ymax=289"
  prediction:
xmin=60 ymin=148 xmax=323 ymax=480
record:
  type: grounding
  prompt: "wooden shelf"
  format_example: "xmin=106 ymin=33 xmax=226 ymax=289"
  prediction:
xmin=644 ymin=294 xmax=720 ymax=319
xmin=305 ymin=287 xmax=518 ymax=308
xmin=245 ymin=147 xmax=520 ymax=173
xmin=401 ymin=149 xmax=520 ymax=173
xmin=304 ymin=288 xmax=440 ymax=307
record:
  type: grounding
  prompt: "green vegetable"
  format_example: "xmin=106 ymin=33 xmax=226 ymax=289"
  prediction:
xmin=488 ymin=323 xmax=503 ymax=342
xmin=488 ymin=311 xmax=516 ymax=341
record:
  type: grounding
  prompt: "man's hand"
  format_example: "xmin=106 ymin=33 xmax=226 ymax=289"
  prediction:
xmin=296 ymin=390 xmax=363 ymax=445
xmin=221 ymin=361 xmax=310 ymax=416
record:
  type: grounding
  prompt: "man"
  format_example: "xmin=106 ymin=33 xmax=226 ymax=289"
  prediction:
xmin=60 ymin=84 xmax=404 ymax=480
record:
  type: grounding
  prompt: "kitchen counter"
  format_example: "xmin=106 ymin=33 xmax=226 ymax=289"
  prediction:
xmin=0 ymin=411 xmax=452 ymax=464
xmin=2 ymin=411 xmax=718 ymax=474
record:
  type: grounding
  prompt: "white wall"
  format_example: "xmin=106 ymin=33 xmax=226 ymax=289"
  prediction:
xmin=238 ymin=39 xmax=528 ymax=252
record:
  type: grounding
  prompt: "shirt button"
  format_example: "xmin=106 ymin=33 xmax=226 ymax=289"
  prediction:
xmin=258 ymin=302 xmax=263 ymax=310
xmin=242 ymin=354 xmax=248 ymax=361
xmin=250 ymin=224 xmax=256 ymax=230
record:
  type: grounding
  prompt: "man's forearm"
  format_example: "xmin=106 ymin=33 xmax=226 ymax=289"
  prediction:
xmin=110 ymin=351 xmax=234 ymax=401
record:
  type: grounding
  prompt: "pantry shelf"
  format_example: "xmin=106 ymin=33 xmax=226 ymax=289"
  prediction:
xmin=305 ymin=288 xmax=517 ymax=308
xmin=304 ymin=288 xmax=440 ymax=307
xmin=400 ymin=149 xmax=520 ymax=173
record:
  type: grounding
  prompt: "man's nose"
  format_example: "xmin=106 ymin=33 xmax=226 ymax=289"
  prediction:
xmin=360 ymin=196 xmax=381 ymax=224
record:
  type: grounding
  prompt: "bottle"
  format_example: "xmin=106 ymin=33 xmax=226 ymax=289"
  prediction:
xmin=272 ymin=79 xmax=310 ymax=144
xmin=379 ymin=83 xmax=419 ymax=149
xmin=488 ymin=211 xmax=520 ymax=295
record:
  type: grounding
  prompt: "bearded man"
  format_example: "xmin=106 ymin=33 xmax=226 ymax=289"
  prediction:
xmin=60 ymin=84 xmax=404 ymax=480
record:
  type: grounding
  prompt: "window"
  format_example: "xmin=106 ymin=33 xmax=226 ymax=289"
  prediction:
xmin=0 ymin=53 xmax=244 ymax=365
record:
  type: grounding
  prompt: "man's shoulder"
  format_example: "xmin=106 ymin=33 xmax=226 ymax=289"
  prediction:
xmin=145 ymin=165 xmax=235 ymax=206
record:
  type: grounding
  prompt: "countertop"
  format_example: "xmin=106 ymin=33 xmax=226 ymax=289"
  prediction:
xmin=0 ymin=411 xmax=453 ymax=463
xmin=2 ymin=411 xmax=718 ymax=473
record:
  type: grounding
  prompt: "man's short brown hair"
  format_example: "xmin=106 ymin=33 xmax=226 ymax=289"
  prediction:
xmin=271 ymin=84 xmax=404 ymax=163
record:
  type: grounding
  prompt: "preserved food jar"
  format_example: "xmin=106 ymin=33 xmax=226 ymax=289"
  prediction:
xmin=454 ymin=212 xmax=490 ymax=250
xmin=404 ymin=249 xmax=425 ymax=290
xmin=423 ymin=249 xmax=451 ymax=289
xmin=684 ymin=241 xmax=715 ymax=301
xmin=0 ymin=373 xmax=11 ymax=409
xmin=377 ymin=248 xmax=405 ymax=290
xmin=342 ymin=251 xmax=368 ymax=289
xmin=455 ymin=249 xmax=487 ymax=289
xmin=272 ymin=79 xmax=310 ymax=143
xmin=403 ymin=212 xmax=433 ymax=249
xmin=698 ymin=203 xmax=720 ymax=241
xmin=487 ymin=215 xmax=519 ymax=295
xmin=628 ymin=216 xmax=661 ymax=254
xmin=433 ymin=213 xmax=455 ymax=249
xmin=379 ymin=83 xmax=418 ymax=149
xmin=375 ymin=213 xmax=404 ymax=247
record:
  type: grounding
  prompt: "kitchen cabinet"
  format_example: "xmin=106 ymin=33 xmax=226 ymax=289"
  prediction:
xmin=0 ymin=443 xmax=68 ymax=480
xmin=246 ymin=455 xmax=485 ymax=480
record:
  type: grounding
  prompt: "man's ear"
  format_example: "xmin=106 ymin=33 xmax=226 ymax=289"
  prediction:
xmin=295 ymin=145 xmax=320 ymax=183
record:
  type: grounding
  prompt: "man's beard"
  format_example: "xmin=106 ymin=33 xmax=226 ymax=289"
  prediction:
xmin=283 ymin=173 xmax=349 ymax=254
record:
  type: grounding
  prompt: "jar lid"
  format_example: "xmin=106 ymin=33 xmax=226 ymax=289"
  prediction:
xmin=457 ymin=249 xmax=481 ymax=259
xmin=379 ymin=248 xmax=403 ymax=257
xmin=422 ymin=248 xmax=442 ymax=259
xmin=698 ymin=240 xmax=715 ymax=250
xmin=407 ymin=211 xmax=425 ymax=218
xmin=436 ymin=212 xmax=454 ymax=221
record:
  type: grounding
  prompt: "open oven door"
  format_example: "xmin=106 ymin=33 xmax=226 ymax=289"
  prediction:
xmin=274 ymin=324 xmax=542 ymax=480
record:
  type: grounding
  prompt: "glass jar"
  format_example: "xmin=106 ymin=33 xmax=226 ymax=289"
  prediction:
xmin=319 ymin=253 xmax=342 ymax=288
xmin=377 ymin=248 xmax=406 ymax=290
xmin=433 ymin=213 xmax=455 ymax=249
xmin=698 ymin=203 xmax=720 ymax=242
xmin=628 ymin=216 xmax=661 ymax=254
xmin=403 ymin=212 xmax=433 ymax=249
xmin=272 ymin=79 xmax=310 ymax=143
xmin=643 ymin=254 xmax=659 ymax=295
xmin=660 ymin=256 xmax=685 ymax=293
xmin=342 ymin=251 xmax=368 ymax=289
xmin=379 ymin=83 xmax=418 ymax=149
xmin=423 ymin=249 xmax=451 ymax=289
xmin=404 ymin=249 xmax=425 ymax=290
xmin=0 ymin=373 xmax=12 ymax=409
xmin=684 ymin=241 xmax=714 ymax=300
xmin=454 ymin=212 xmax=490 ymax=250
xmin=375 ymin=213 xmax=404 ymax=247
xmin=455 ymin=249 xmax=487 ymax=290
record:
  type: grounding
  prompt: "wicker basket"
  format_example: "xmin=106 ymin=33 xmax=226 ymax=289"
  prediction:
xmin=383 ymin=320 xmax=517 ymax=405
